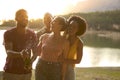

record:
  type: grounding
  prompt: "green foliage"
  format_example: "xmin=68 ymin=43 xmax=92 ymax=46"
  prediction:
xmin=1 ymin=20 xmax=16 ymax=27
xmin=75 ymin=67 xmax=120 ymax=80
xmin=64 ymin=10 xmax=120 ymax=31
xmin=28 ymin=19 xmax=43 ymax=29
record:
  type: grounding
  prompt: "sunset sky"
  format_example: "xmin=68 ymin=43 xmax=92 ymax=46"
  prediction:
xmin=0 ymin=0 xmax=86 ymax=20
xmin=0 ymin=0 xmax=119 ymax=20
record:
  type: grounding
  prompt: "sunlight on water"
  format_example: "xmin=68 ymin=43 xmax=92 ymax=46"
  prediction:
xmin=77 ymin=47 xmax=120 ymax=67
xmin=0 ymin=30 xmax=120 ymax=71
xmin=96 ymin=48 xmax=120 ymax=67
xmin=76 ymin=47 xmax=92 ymax=67
xmin=0 ymin=30 xmax=7 ymax=71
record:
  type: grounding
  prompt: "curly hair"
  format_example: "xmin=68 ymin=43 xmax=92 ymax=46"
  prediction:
xmin=67 ymin=15 xmax=87 ymax=36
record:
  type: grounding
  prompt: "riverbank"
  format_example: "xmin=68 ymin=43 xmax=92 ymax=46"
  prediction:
xmin=0 ymin=26 xmax=40 ymax=30
xmin=0 ymin=67 xmax=120 ymax=80
xmin=1 ymin=27 xmax=120 ymax=39
xmin=86 ymin=30 xmax=120 ymax=40
xmin=75 ymin=67 xmax=120 ymax=80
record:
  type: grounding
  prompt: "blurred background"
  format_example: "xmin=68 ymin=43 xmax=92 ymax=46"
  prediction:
xmin=0 ymin=0 xmax=120 ymax=71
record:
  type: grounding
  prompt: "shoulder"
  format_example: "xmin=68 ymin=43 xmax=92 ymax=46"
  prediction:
xmin=26 ymin=28 xmax=36 ymax=37
xmin=4 ymin=27 xmax=16 ymax=37
xmin=36 ymin=27 xmax=47 ymax=39
xmin=39 ymin=33 xmax=49 ymax=40
xmin=37 ymin=27 xmax=46 ymax=35
xmin=26 ymin=28 xmax=35 ymax=34
xmin=26 ymin=28 xmax=37 ymax=40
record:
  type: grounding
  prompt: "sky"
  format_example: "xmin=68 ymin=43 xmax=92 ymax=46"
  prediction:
xmin=0 ymin=0 xmax=120 ymax=20
xmin=0 ymin=0 xmax=85 ymax=20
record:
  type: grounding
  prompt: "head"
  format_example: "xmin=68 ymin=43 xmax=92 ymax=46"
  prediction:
xmin=67 ymin=15 xmax=87 ymax=36
xmin=43 ymin=12 xmax=52 ymax=28
xmin=15 ymin=9 xmax=28 ymax=28
xmin=50 ymin=16 xmax=67 ymax=33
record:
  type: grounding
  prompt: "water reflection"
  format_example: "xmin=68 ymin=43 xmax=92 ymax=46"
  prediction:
xmin=0 ymin=30 xmax=6 ymax=71
xmin=78 ymin=47 xmax=120 ymax=67
xmin=82 ymin=33 xmax=120 ymax=48
xmin=0 ymin=30 xmax=120 ymax=71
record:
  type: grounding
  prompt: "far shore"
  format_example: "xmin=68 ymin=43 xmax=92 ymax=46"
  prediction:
xmin=1 ymin=26 xmax=120 ymax=40
xmin=85 ymin=30 xmax=120 ymax=40
xmin=0 ymin=26 xmax=40 ymax=30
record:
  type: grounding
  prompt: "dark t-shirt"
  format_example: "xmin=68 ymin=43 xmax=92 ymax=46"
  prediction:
xmin=3 ymin=27 xmax=37 ymax=74
xmin=36 ymin=27 xmax=51 ymax=42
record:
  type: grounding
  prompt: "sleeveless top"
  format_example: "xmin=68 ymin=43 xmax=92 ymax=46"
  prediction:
xmin=39 ymin=33 xmax=64 ymax=62
xmin=67 ymin=39 xmax=79 ymax=67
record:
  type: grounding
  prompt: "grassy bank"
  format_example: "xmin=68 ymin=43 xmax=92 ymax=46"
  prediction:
xmin=75 ymin=67 xmax=120 ymax=80
xmin=0 ymin=67 xmax=120 ymax=80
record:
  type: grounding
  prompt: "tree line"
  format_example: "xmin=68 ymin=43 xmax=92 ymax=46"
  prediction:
xmin=0 ymin=10 xmax=120 ymax=31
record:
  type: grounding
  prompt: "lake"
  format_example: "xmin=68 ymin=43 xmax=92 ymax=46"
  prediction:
xmin=0 ymin=30 xmax=120 ymax=71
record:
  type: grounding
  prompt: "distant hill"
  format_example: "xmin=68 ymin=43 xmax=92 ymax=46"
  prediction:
xmin=65 ymin=0 xmax=120 ymax=13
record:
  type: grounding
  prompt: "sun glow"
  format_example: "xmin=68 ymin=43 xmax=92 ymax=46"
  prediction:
xmin=0 ymin=0 xmax=85 ymax=20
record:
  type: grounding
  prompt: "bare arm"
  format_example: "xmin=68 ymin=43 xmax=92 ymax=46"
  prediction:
xmin=30 ymin=46 xmax=38 ymax=64
xmin=62 ymin=40 xmax=70 ymax=80
xmin=64 ymin=39 xmax=83 ymax=64
xmin=76 ymin=39 xmax=83 ymax=63
xmin=4 ymin=42 xmax=22 ymax=57
xmin=31 ymin=36 xmax=42 ymax=64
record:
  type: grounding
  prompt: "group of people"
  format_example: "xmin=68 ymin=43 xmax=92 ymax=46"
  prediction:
xmin=3 ymin=9 xmax=87 ymax=80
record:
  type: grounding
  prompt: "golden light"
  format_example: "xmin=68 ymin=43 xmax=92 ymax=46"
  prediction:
xmin=0 ymin=0 xmax=86 ymax=20
xmin=0 ymin=20 xmax=3 ymax=25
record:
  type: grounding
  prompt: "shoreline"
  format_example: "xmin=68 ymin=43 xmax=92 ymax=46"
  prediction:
xmin=0 ymin=66 xmax=119 ymax=72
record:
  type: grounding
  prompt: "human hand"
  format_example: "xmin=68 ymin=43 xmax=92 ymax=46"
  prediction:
xmin=58 ymin=55 xmax=65 ymax=62
xmin=20 ymin=50 xmax=29 ymax=59
xmin=24 ymin=59 xmax=32 ymax=70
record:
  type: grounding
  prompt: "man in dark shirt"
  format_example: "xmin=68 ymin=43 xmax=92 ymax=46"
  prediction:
xmin=3 ymin=9 xmax=37 ymax=80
